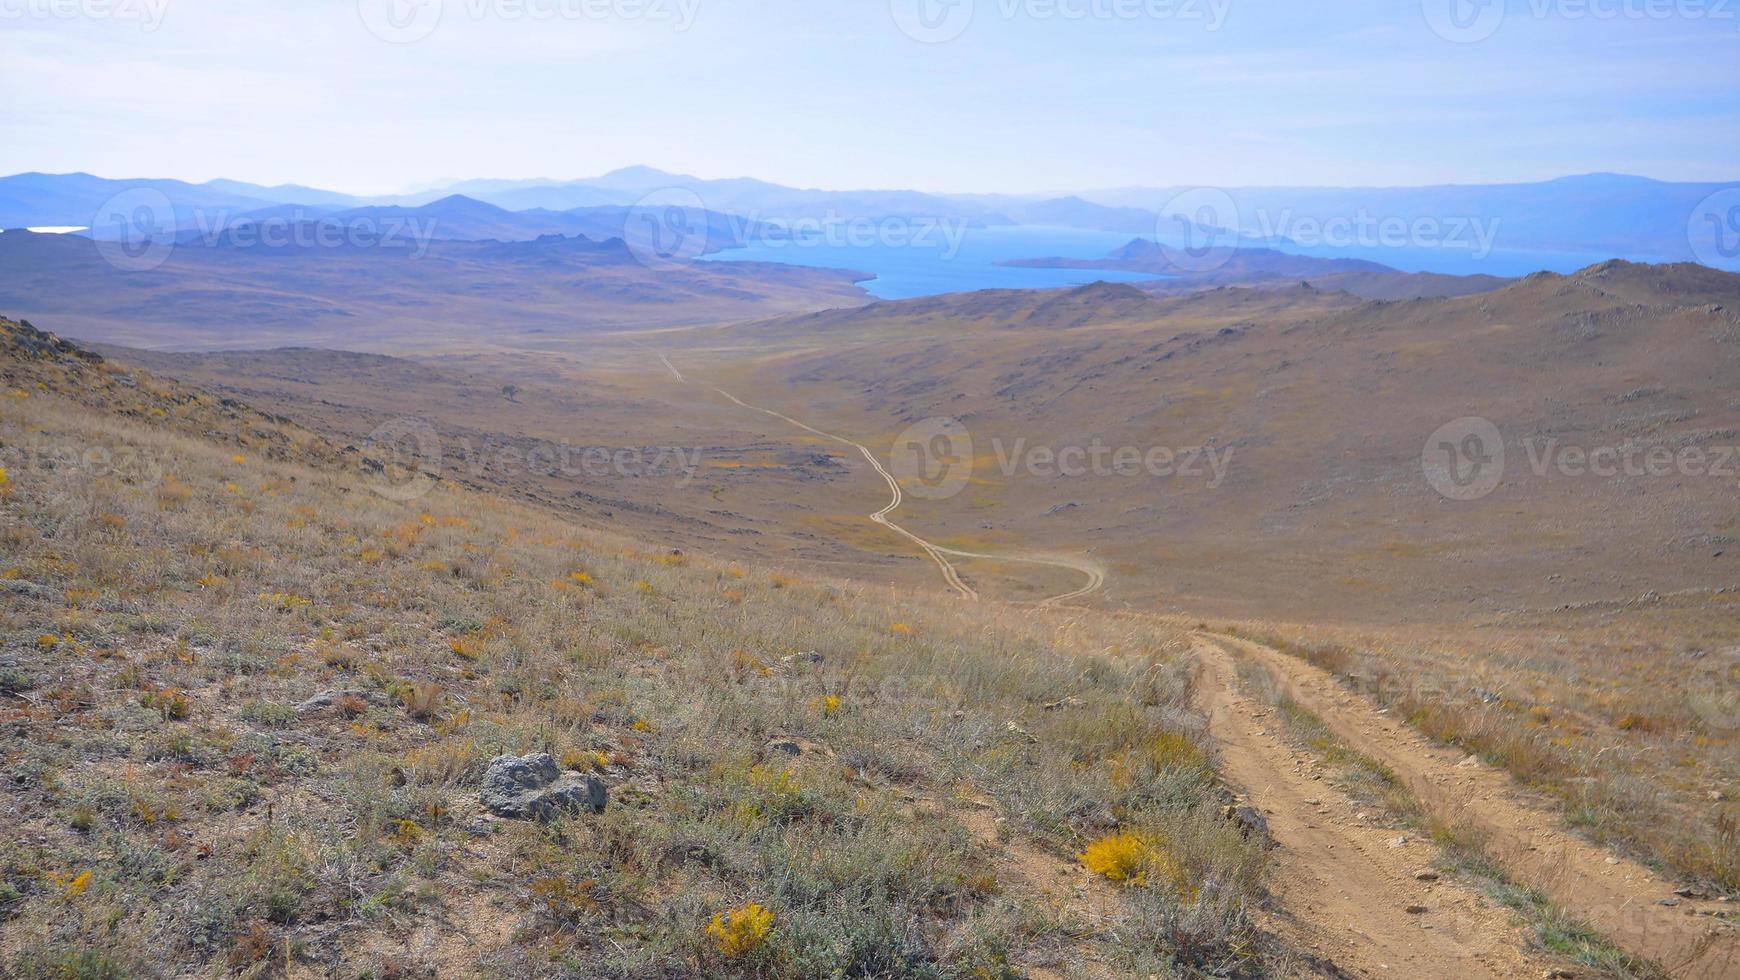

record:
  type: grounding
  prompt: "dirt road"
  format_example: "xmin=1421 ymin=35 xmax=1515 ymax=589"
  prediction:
xmin=1200 ymin=632 xmax=1740 ymax=979
xmin=1194 ymin=636 xmax=1551 ymax=978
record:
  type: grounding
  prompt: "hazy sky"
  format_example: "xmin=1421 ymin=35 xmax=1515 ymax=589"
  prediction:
xmin=3 ymin=0 xmax=1736 ymax=194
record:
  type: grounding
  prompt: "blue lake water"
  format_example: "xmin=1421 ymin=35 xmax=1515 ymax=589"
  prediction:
xmin=702 ymin=224 xmax=1645 ymax=300
xmin=701 ymin=226 xmax=1168 ymax=299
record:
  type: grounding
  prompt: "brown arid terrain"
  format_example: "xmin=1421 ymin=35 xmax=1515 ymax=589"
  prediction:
xmin=6 ymin=255 xmax=1740 ymax=978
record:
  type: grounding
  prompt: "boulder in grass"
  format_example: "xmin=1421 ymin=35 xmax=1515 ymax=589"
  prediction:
xmin=482 ymin=753 xmax=606 ymax=819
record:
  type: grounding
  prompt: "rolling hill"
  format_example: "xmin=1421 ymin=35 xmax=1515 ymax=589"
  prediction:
xmin=1006 ymin=239 xmax=1515 ymax=299
xmin=0 ymin=229 xmax=871 ymax=351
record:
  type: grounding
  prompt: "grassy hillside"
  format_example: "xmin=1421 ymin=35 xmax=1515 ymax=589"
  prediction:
xmin=0 ymin=320 xmax=1278 ymax=978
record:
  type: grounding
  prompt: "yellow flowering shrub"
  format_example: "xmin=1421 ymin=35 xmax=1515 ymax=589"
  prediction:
xmin=1079 ymin=831 xmax=1197 ymax=900
xmin=704 ymin=902 xmax=773 ymax=958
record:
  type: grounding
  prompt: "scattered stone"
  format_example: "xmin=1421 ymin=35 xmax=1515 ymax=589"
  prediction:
xmin=1043 ymin=696 xmax=1085 ymax=711
xmin=1544 ymin=969 xmax=1577 ymax=979
xmin=1304 ymin=798 xmax=1322 ymax=807
xmin=0 ymin=580 xmax=55 ymax=601
xmin=1456 ymin=755 xmax=1481 ymax=769
xmin=1403 ymin=905 xmax=1428 ymax=914
xmin=1675 ymin=887 xmax=1709 ymax=900
xmin=1658 ymin=898 xmax=1681 ymax=907
xmin=762 ymin=737 xmax=828 ymax=759
xmin=1003 ymin=721 xmax=1039 ymax=743
xmin=1389 ymin=834 xmax=1412 ymax=848
xmin=1414 ymin=869 xmax=1440 ymax=881
xmin=1605 ymin=857 xmax=1621 ymax=866
xmin=296 ymin=689 xmax=387 ymax=714
xmin=481 ymin=753 xmax=606 ymax=820
xmin=1068 ymin=800 xmax=1121 ymax=831
xmin=1711 ymin=790 xmax=1727 ymax=802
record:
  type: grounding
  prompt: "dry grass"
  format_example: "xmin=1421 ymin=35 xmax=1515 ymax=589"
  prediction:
xmin=0 ymin=389 xmax=1278 ymax=978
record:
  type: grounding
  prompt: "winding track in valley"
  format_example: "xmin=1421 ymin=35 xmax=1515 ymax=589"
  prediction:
xmin=655 ymin=351 xmax=1103 ymax=605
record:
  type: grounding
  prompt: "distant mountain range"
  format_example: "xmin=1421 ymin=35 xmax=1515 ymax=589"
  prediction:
xmin=5 ymin=168 xmax=1736 ymax=267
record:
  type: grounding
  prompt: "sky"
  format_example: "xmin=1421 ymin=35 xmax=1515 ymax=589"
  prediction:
xmin=2 ymin=0 xmax=1737 ymax=195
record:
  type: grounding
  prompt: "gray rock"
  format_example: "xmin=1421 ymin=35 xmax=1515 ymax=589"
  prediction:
xmin=529 ymin=773 xmax=608 ymax=819
xmin=482 ymin=753 xmax=606 ymax=820
xmin=296 ymin=689 xmax=387 ymax=714
xmin=0 ymin=580 xmax=56 ymax=601
xmin=1230 ymin=805 xmax=1271 ymax=844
